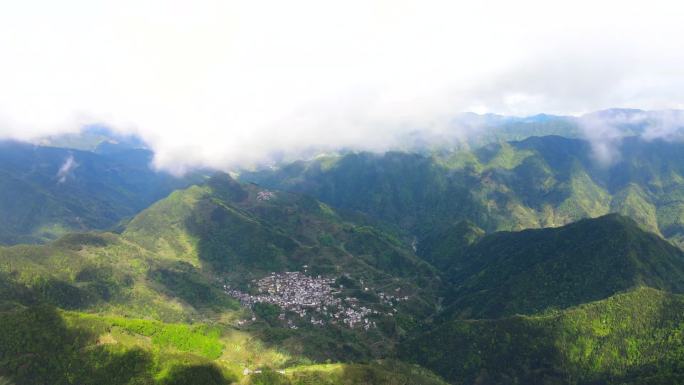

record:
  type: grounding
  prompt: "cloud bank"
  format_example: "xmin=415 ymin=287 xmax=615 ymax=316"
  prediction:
xmin=1 ymin=0 xmax=684 ymax=172
xmin=578 ymin=109 xmax=684 ymax=166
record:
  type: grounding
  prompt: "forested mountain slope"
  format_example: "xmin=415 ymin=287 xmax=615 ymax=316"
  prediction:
xmin=436 ymin=214 xmax=684 ymax=318
xmin=242 ymin=135 xmax=684 ymax=248
xmin=0 ymin=140 xmax=202 ymax=244
xmin=401 ymin=215 xmax=684 ymax=384
xmin=0 ymin=174 xmax=446 ymax=384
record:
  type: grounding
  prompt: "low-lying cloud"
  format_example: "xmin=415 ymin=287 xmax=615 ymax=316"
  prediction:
xmin=56 ymin=154 xmax=78 ymax=183
xmin=578 ymin=110 xmax=684 ymax=166
xmin=1 ymin=0 xmax=684 ymax=173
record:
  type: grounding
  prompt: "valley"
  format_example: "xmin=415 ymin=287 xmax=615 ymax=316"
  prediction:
xmin=225 ymin=271 xmax=380 ymax=330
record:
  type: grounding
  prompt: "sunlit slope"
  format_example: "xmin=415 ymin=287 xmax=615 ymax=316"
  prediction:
xmin=0 ymin=232 xmax=238 ymax=322
xmin=0 ymin=303 xmax=449 ymax=385
xmin=123 ymin=173 xmax=439 ymax=293
xmin=0 ymin=174 xmax=449 ymax=384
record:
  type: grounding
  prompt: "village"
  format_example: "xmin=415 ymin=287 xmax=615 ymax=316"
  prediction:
xmin=223 ymin=271 xmax=408 ymax=330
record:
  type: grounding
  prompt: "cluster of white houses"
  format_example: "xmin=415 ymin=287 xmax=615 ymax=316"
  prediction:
xmin=225 ymin=271 xmax=379 ymax=329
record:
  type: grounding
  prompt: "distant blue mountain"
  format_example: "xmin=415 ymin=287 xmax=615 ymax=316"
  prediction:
xmin=0 ymin=139 xmax=204 ymax=244
xmin=36 ymin=125 xmax=148 ymax=153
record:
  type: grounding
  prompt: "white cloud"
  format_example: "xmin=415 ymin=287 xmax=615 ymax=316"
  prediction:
xmin=1 ymin=0 xmax=684 ymax=172
xmin=56 ymin=154 xmax=78 ymax=183
xmin=577 ymin=109 xmax=684 ymax=166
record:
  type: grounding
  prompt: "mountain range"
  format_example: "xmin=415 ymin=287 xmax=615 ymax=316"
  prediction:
xmin=1 ymin=111 xmax=684 ymax=384
xmin=0 ymin=138 xmax=203 ymax=244
xmin=242 ymin=134 xmax=684 ymax=248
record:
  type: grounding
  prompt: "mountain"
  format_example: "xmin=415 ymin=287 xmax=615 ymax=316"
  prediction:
xmin=390 ymin=112 xmax=582 ymax=152
xmin=438 ymin=214 xmax=684 ymax=318
xmin=35 ymin=125 xmax=148 ymax=153
xmin=4 ymin=204 xmax=684 ymax=384
xmin=241 ymin=135 xmax=684 ymax=248
xmin=0 ymin=140 xmax=202 ymax=244
xmin=401 ymin=215 xmax=684 ymax=384
xmin=0 ymin=174 xmax=447 ymax=384
xmin=123 ymin=173 xmax=439 ymax=296
xmin=4 ymin=113 xmax=684 ymax=385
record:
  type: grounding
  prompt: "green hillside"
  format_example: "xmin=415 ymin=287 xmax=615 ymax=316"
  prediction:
xmin=401 ymin=215 xmax=684 ymax=384
xmin=0 ymin=174 xmax=447 ymax=384
xmin=440 ymin=214 xmax=684 ymax=318
xmin=122 ymin=173 xmax=439 ymax=296
xmin=0 ymin=141 xmax=203 ymax=245
xmin=416 ymin=221 xmax=484 ymax=271
xmin=3 ymin=131 xmax=684 ymax=384
xmin=402 ymin=287 xmax=684 ymax=385
xmin=0 ymin=300 xmax=449 ymax=385
xmin=241 ymin=136 xmax=684 ymax=248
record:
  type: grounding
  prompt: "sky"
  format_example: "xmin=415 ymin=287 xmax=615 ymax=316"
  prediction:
xmin=1 ymin=0 xmax=684 ymax=172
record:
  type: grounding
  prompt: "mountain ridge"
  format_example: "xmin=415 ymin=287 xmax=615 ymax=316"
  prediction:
xmin=0 ymin=140 xmax=203 ymax=244
xmin=437 ymin=214 xmax=684 ymax=319
xmin=241 ymin=135 xmax=684 ymax=248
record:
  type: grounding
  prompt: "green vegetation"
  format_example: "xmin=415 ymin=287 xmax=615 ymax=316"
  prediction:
xmin=401 ymin=215 xmax=684 ymax=384
xmin=402 ymin=287 xmax=684 ymax=385
xmin=0 ymin=141 xmax=203 ymax=245
xmin=273 ymin=360 xmax=449 ymax=385
xmin=417 ymin=221 xmax=484 ymax=270
xmin=98 ymin=316 xmax=224 ymax=359
xmin=242 ymin=135 xmax=684 ymax=248
xmin=0 ymin=301 xmax=449 ymax=385
xmin=5 ymin=132 xmax=684 ymax=384
xmin=440 ymin=214 xmax=684 ymax=318
xmin=0 ymin=304 xmax=235 ymax=385
xmin=0 ymin=174 xmax=448 ymax=384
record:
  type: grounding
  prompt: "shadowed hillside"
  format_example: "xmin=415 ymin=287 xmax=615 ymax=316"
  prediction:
xmin=440 ymin=214 xmax=684 ymax=319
